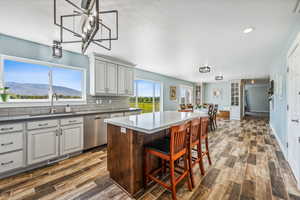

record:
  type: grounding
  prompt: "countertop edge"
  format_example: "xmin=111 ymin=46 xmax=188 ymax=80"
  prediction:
xmin=105 ymin=113 xmax=208 ymax=134
xmin=0 ymin=108 xmax=142 ymax=123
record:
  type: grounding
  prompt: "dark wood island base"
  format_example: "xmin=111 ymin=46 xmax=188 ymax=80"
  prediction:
xmin=107 ymin=124 xmax=167 ymax=198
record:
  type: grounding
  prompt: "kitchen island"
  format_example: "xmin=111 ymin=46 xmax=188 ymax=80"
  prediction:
xmin=105 ymin=111 xmax=208 ymax=198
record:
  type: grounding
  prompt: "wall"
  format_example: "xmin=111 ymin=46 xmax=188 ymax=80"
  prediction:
xmin=135 ymin=68 xmax=195 ymax=111
xmin=245 ymin=84 xmax=269 ymax=112
xmin=203 ymin=82 xmax=230 ymax=110
xmin=270 ymin=24 xmax=300 ymax=157
xmin=0 ymin=33 xmax=194 ymax=116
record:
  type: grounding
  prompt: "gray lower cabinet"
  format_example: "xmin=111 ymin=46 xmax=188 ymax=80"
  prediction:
xmin=27 ymin=127 xmax=59 ymax=165
xmin=60 ymin=124 xmax=83 ymax=155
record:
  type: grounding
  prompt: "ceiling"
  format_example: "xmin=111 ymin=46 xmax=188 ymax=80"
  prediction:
xmin=0 ymin=0 xmax=299 ymax=83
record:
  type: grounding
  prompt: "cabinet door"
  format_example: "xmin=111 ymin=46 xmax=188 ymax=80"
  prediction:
xmin=60 ymin=124 xmax=83 ymax=155
xmin=126 ymin=68 xmax=134 ymax=96
xmin=118 ymin=66 xmax=127 ymax=95
xmin=27 ymin=128 xmax=59 ymax=165
xmin=106 ymin=63 xmax=118 ymax=94
xmin=95 ymin=60 xmax=107 ymax=94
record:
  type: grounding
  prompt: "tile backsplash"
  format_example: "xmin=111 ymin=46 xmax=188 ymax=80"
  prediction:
xmin=0 ymin=95 xmax=130 ymax=117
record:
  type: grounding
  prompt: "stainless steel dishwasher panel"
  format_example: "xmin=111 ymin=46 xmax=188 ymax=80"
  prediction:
xmin=84 ymin=114 xmax=110 ymax=150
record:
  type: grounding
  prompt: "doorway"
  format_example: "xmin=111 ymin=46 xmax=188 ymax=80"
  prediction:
xmin=243 ymin=79 xmax=270 ymax=119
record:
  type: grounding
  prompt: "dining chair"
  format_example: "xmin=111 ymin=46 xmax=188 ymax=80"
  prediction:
xmin=208 ymin=104 xmax=215 ymax=131
xmin=212 ymin=104 xmax=218 ymax=129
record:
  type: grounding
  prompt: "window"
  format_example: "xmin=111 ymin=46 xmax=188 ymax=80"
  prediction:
xmin=180 ymin=85 xmax=193 ymax=104
xmin=129 ymin=80 xmax=163 ymax=113
xmin=0 ymin=56 xmax=85 ymax=104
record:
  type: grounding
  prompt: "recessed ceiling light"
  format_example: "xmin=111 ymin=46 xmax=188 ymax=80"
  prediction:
xmin=243 ymin=27 xmax=255 ymax=34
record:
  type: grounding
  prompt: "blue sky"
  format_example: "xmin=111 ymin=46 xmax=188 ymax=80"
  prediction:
xmin=4 ymin=60 xmax=82 ymax=91
xmin=136 ymin=80 xmax=161 ymax=97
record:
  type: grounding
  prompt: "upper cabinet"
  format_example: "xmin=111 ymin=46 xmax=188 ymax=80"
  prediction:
xmin=90 ymin=54 xmax=135 ymax=96
xmin=118 ymin=65 xmax=134 ymax=96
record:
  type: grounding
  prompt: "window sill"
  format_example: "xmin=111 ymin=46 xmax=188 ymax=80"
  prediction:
xmin=0 ymin=101 xmax=87 ymax=108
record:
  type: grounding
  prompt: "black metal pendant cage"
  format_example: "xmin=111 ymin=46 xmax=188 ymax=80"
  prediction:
xmin=54 ymin=0 xmax=119 ymax=54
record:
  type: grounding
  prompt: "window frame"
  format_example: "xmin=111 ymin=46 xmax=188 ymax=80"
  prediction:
xmin=131 ymin=78 xmax=164 ymax=113
xmin=0 ymin=55 xmax=87 ymax=107
xmin=180 ymin=85 xmax=194 ymax=104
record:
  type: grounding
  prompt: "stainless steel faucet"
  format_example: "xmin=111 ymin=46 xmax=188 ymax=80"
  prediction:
xmin=50 ymin=93 xmax=58 ymax=114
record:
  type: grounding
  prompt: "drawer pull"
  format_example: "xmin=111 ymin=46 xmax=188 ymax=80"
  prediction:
xmin=68 ymin=120 xmax=77 ymax=123
xmin=0 ymin=127 xmax=14 ymax=131
xmin=1 ymin=161 xmax=13 ymax=166
xmin=1 ymin=142 xmax=13 ymax=146
xmin=38 ymin=123 xmax=49 ymax=127
xmin=94 ymin=117 xmax=101 ymax=120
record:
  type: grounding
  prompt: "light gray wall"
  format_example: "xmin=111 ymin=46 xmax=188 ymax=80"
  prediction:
xmin=203 ymin=82 xmax=230 ymax=110
xmin=270 ymin=24 xmax=300 ymax=157
xmin=0 ymin=33 xmax=194 ymax=116
xmin=245 ymin=84 xmax=269 ymax=112
xmin=135 ymin=68 xmax=195 ymax=111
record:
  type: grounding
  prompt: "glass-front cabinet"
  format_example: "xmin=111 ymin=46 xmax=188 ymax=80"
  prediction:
xmin=230 ymin=80 xmax=241 ymax=120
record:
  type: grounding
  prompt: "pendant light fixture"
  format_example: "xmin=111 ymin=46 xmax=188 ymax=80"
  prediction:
xmin=53 ymin=0 xmax=119 ymax=55
xmin=215 ymin=75 xmax=223 ymax=81
xmin=52 ymin=40 xmax=62 ymax=58
xmin=199 ymin=65 xmax=211 ymax=73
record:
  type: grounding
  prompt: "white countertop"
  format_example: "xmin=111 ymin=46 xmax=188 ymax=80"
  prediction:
xmin=105 ymin=111 xmax=208 ymax=134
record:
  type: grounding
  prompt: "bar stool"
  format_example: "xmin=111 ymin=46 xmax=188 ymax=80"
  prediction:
xmin=187 ymin=118 xmax=203 ymax=188
xmin=199 ymin=117 xmax=212 ymax=175
xmin=186 ymin=117 xmax=212 ymax=188
xmin=144 ymin=122 xmax=192 ymax=200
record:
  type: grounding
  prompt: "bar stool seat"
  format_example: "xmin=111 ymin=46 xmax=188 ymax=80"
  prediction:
xmin=146 ymin=138 xmax=170 ymax=155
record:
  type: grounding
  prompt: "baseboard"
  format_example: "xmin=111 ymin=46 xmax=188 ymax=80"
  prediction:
xmin=269 ymin=124 xmax=287 ymax=160
xmin=248 ymin=110 xmax=270 ymax=113
xmin=270 ymin=123 xmax=300 ymax=189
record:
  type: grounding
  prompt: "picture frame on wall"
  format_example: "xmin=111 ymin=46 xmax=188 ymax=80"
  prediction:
xmin=170 ymin=86 xmax=177 ymax=101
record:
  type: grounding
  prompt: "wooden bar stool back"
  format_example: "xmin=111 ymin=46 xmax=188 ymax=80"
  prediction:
xmin=199 ymin=117 xmax=212 ymax=174
xmin=187 ymin=118 xmax=203 ymax=188
xmin=144 ymin=122 xmax=192 ymax=200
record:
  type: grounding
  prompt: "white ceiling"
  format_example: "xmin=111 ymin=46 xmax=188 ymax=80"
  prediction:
xmin=0 ymin=0 xmax=300 ymax=83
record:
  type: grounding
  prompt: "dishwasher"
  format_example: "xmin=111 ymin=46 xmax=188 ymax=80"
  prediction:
xmin=84 ymin=114 xmax=110 ymax=150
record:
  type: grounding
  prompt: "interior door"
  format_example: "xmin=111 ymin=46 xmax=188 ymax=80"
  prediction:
xmin=287 ymin=43 xmax=300 ymax=182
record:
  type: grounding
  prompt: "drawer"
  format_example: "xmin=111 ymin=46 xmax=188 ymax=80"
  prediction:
xmin=0 ymin=123 xmax=23 ymax=134
xmin=0 ymin=131 xmax=23 ymax=154
xmin=0 ymin=150 xmax=24 ymax=173
xmin=27 ymin=120 xmax=58 ymax=130
xmin=61 ymin=117 xmax=83 ymax=126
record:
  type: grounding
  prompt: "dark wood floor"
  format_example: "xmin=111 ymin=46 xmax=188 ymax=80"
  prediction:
xmin=0 ymin=118 xmax=299 ymax=200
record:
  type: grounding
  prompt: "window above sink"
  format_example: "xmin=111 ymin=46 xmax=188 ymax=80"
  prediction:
xmin=0 ymin=55 xmax=87 ymax=107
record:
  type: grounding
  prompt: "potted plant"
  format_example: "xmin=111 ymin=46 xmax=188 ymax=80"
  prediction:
xmin=0 ymin=87 xmax=10 ymax=102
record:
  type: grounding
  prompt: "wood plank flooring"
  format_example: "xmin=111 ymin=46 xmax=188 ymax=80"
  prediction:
xmin=0 ymin=118 xmax=300 ymax=200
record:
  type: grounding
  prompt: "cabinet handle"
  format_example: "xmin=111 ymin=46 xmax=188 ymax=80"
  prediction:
xmin=55 ymin=129 xmax=59 ymax=136
xmin=292 ymin=119 xmax=299 ymax=123
xmin=1 ymin=161 xmax=13 ymax=166
xmin=68 ymin=120 xmax=77 ymax=123
xmin=60 ymin=128 xmax=63 ymax=136
xmin=0 ymin=127 xmax=13 ymax=131
xmin=38 ymin=123 xmax=49 ymax=127
xmin=94 ymin=117 xmax=101 ymax=120
xmin=1 ymin=142 xmax=13 ymax=146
